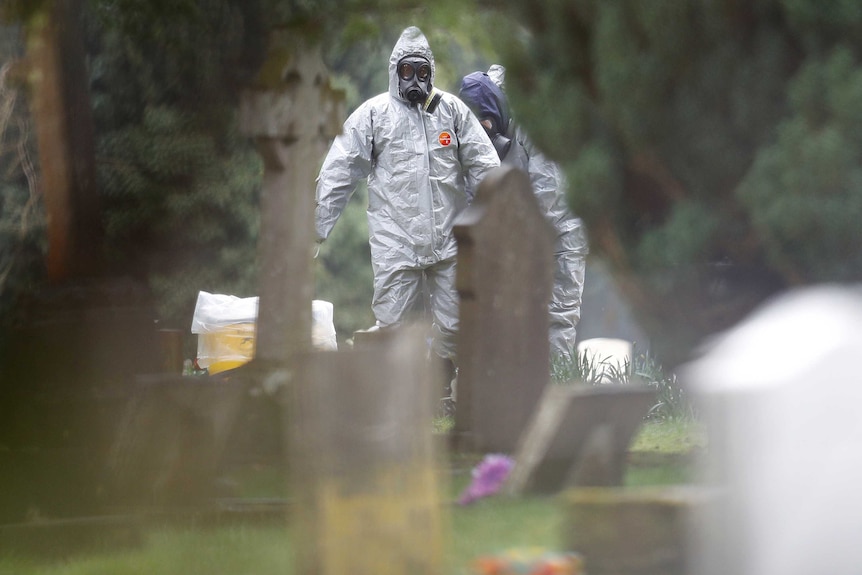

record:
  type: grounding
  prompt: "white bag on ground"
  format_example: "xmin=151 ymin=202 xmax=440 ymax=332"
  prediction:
xmin=191 ymin=291 xmax=337 ymax=372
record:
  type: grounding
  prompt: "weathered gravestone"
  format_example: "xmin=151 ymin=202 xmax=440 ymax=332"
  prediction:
xmin=505 ymin=383 xmax=656 ymax=494
xmin=453 ymin=165 xmax=554 ymax=453
xmin=561 ymin=485 xmax=709 ymax=575
xmin=105 ymin=372 xmax=249 ymax=509
xmin=289 ymin=325 xmax=446 ymax=575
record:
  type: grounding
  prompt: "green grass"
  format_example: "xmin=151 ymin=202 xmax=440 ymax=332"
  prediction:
xmin=0 ymin=418 xmax=703 ymax=574
xmin=0 ymin=526 xmax=294 ymax=575
xmin=448 ymin=496 xmax=562 ymax=564
xmin=631 ymin=418 xmax=706 ymax=455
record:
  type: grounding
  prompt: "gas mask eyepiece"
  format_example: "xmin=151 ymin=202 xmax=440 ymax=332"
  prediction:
xmin=397 ymin=56 xmax=432 ymax=105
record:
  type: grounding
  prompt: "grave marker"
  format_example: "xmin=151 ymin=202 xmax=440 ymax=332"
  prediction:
xmin=505 ymin=383 xmax=656 ymax=494
xmin=684 ymin=286 xmax=862 ymax=575
xmin=290 ymin=325 xmax=446 ymax=575
xmin=239 ymin=26 xmax=343 ymax=366
xmin=106 ymin=373 xmax=248 ymax=509
xmin=562 ymin=486 xmax=708 ymax=575
xmin=453 ymin=166 xmax=554 ymax=453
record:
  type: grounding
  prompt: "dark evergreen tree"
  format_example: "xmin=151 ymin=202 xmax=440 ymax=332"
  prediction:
xmin=2 ymin=0 xmax=502 ymax=344
xmin=498 ymin=0 xmax=862 ymax=365
xmin=0 ymin=26 xmax=44 ymax=346
xmin=85 ymin=0 xmax=265 ymax=328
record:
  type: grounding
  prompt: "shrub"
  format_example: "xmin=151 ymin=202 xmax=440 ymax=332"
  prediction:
xmin=550 ymin=347 xmax=696 ymax=421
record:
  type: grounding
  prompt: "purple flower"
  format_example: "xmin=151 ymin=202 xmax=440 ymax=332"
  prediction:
xmin=458 ymin=454 xmax=515 ymax=505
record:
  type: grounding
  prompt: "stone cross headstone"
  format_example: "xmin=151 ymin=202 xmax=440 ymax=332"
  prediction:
xmin=239 ymin=26 xmax=343 ymax=366
xmin=289 ymin=325 xmax=445 ymax=575
xmin=453 ymin=165 xmax=555 ymax=453
xmin=683 ymin=285 xmax=862 ymax=575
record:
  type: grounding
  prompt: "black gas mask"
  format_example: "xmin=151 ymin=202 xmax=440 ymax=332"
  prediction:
xmin=397 ymin=56 xmax=433 ymax=106
xmin=481 ymin=119 xmax=512 ymax=161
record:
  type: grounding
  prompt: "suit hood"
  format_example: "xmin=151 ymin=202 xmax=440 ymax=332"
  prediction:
xmin=388 ymin=26 xmax=435 ymax=102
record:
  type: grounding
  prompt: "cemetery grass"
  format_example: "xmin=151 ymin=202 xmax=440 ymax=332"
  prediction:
xmin=0 ymin=418 xmax=703 ymax=575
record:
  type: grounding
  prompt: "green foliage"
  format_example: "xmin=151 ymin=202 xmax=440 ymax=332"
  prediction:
xmin=636 ymin=200 xmax=723 ymax=290
xmin=97 ymin=105 xmax=261 ymax=326
xmin=630 ymin=418 xmax=707 ymax=455
xmin=314 ymin=184 xmax=375 ymax=342
xmin=82 ymin=0 xmax=265 ymax=328
xmin=497 ymin=0 xmax=862 ymax=365
xmin=0 ymin=0 xmax=505 ymax=343
xmin=551 ymin=348 xmax=695 ymax=422
xmin=0 ymin=0 xmax=51 ymax=22
xmin=88 ymin=0 xmax=252 ymax=108
xmin=0 ymin=31 xmax=45 ymax=346
xmin=563 ymin=141 xmax=622 ymax=221
xmin=737 ymin=46 xmax=862 ymax=282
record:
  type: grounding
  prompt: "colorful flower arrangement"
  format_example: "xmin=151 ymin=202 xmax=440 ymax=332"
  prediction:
xmin=469 ymin=547 xmax=584 ymax=575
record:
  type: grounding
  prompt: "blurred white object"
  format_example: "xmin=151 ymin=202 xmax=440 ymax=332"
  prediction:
xmin=191 ymin=291 xmax=258 ymax=334
xmin=191 ymin=291 xmax=337 ymax=373
xmin=577 ymin=337 xmax=632 ymax=383
xmin=683 ymin=284 xmax=862 ymax=575
xmin=310 ymin=299 xmax=337 ymax=351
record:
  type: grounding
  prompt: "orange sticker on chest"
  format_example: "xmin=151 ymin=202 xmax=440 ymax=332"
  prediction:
xmin=438 ymin=131 xmax=452 ymax=146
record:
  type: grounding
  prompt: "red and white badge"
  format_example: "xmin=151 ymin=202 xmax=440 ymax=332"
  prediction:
xmin=438 ymin=131 xmax=452 ymax=146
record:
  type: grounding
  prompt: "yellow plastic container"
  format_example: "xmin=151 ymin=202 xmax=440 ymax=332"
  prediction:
xmin=197 ymin=322 xmax=256 ymax=374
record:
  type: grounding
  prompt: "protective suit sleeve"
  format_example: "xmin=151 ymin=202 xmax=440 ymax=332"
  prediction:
xmin=521 ymin=132 xmax=565 ymax=203
xmin=453 ymin=100 xmax=500 ymax=200
xmin=520 ymin=131 xmax=589 ymax=254
xmin=315 ymin=104 xmax=374 ymax=242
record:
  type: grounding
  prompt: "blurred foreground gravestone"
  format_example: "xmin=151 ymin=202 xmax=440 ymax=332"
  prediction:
xmin=505 ymin=384 xmax=655 ymax=494
xmin=0 ymin=0 xmax=165 ymax=522
xmin=561 ymin=486 xmax=708 ymax=575
xmin=105 ymin=373 xmax=248 ymax=509
xmin=453 ymin=165 xmax=554 ymax=453
xmin=289 ymin=325 xmax=446 ymax=575
xmin=683 ymin=285 xmax=862 ymax=575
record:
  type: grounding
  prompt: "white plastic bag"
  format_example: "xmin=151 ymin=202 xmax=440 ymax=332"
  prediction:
xmin=191 ymin=291 xmax=258 ymax=335
xmin=311 ymin=299 xmax=338 ymax=351
xmin=190 ymin=291 xmax=337 ymax=372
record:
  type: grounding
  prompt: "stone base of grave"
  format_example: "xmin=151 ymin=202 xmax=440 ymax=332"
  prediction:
xmin=105 ymin=372 xmax=249 ymax=510
xmin=561 ymin=486 xmax=714 ymax=575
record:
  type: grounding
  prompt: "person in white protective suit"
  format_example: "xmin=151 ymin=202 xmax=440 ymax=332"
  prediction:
xmin=315 ymin=27 xmax=500 ymax=395
xmin=460 ymin=65 xmax=589 ymax=360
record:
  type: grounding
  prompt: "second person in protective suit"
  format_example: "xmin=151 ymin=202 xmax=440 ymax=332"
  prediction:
xmin=460 ymin=65 xmax=589 ymax=361
xmin=315 ymin=27 xmax=500 ymax=401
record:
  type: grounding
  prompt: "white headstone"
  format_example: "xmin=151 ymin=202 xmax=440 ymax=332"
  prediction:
xmin=683 ymin=284 xmax=862 ymax=575
xmin=577 ymin=337 xmax=632 ymax=383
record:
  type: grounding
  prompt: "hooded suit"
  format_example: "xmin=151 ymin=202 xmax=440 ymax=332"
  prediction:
xmin=465 ymin=65 xmax=589 ymax=358
xmin=315 ymin=26 xmax=499 ymax=360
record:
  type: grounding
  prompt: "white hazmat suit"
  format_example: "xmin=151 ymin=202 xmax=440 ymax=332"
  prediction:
xmin=315 ymin=27 xmax=499 ymax=361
